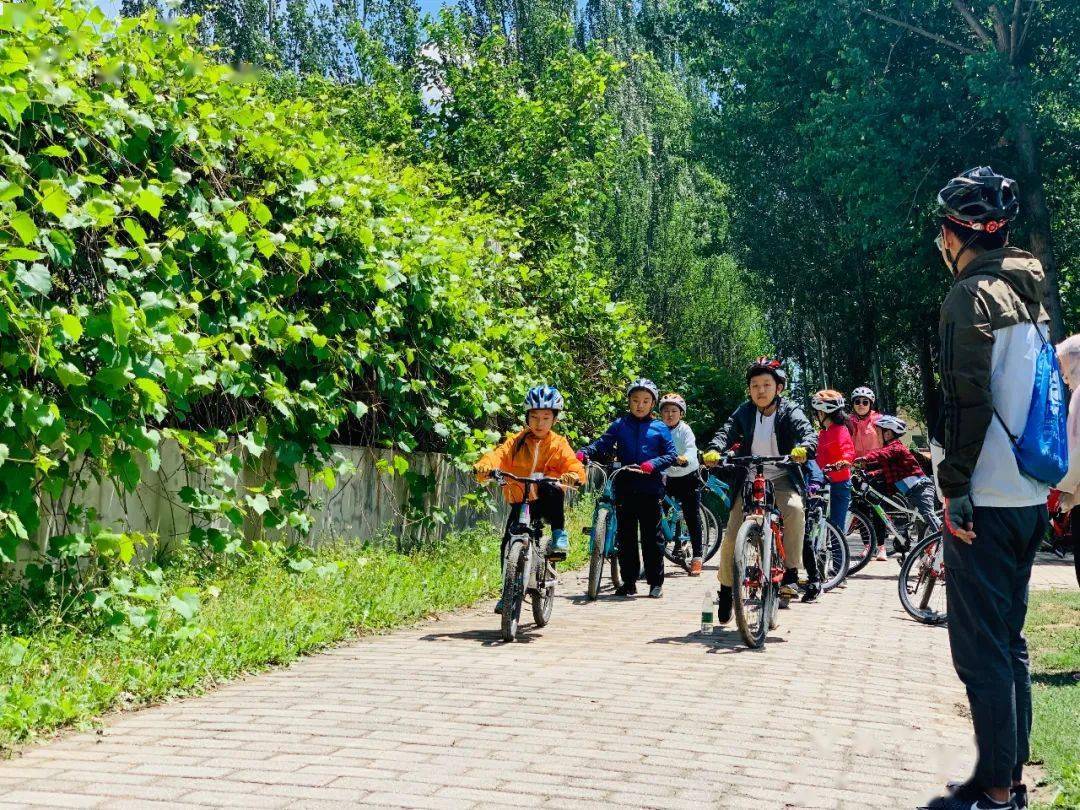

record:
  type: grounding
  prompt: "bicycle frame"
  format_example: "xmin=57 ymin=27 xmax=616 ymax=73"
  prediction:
xmin=587 ymin=464 xmax=634 ymax=557
xmin=731 ymin=457 xmax=789 ymax=583
xmin=852 ymin=472 xmax=932 ymax=550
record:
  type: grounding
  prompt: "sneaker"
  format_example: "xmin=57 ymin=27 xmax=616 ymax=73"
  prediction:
xmin=689 ymin=558 xmax=703 ymax=577
xmin=649 ymin=585 xmax=663 ymax=598
xmin=494 ymin=598 xmax=503 ymax=614
xmin=717 ymin=585 xmax=733 ymax=624
xmin=779 ymin=582 xmax=800 ymax=599
xmin=945 ymin=782 xmax=1026 ymax=810
xmin=801 ymin=583 xmax=821 ymax=603
xmin=614 ymin=584 xmax=637 ymax=597
xmin=920 ymin=781 xmax=1016 ymax=809
xmin=547 ymin=529 xmax=569 ymax=560
xmin=875 ymin=547 xmax=888 ymax=561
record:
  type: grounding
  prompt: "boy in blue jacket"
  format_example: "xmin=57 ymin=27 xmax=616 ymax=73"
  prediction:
xmin=577 ymin=378 xmax=678 ymax=598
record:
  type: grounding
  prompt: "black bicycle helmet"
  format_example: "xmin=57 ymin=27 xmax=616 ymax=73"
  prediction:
xmin=746 ymin=356 xmax=787 ymax=386
xmin=937 ymin=166 xmax=1019 ymax=234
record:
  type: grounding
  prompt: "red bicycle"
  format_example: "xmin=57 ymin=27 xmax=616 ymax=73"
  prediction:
xmin=720 ymin=454 xmax=797 ymax=648
xmin=1047 ymin=490 xmax=1079 ymax=587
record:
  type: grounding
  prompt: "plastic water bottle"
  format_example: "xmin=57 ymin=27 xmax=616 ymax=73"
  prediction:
xmin=700 ymin=590 xmax=715 ymax=634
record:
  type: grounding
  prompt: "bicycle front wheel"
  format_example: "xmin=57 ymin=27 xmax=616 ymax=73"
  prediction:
xmin=501 ymin=541 xmax=527 ymax=642
xmin=586 ymin=508 xmax=610 ymax=601
xmin=898 ymin=532 xmax=947 ymax=624
xmin=844 ymin=508 xmax=877 ymax=575
xmin=816 ymin=521 xmax=849 ymax=591
xmin=733 ymin=520 xmax=769 ymax=649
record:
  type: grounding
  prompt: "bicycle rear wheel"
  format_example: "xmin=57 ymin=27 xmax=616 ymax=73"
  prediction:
xmin=844 ymin=508 xmax=877 ymax=575
xmin=817 ymin=521 xmax=850 ymax=591
xmin=532 ymin=560 xmax=555 ymax=627
xmin=701 ymin=505 xmax=721 ymax=563
xmin=733 ymin=520 xmax=769 ymax=649
xmin=501 ymin=541 xmax=527 ymax=641
xmin=586 ymin=509 xmax=610 ymax=601
xmin=898 ymin=532 xmax=947 ymax=624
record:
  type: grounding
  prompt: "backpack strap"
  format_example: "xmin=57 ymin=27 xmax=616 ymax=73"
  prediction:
xmin=974 ymin=272 xmax=1049 ymax=448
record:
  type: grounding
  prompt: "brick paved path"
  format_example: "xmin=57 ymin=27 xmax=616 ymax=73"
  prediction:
xmin=1 ymin=557 xmax=1066 ymax=810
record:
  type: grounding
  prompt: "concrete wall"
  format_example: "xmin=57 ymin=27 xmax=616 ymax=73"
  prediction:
xmin=31 ymin=442 xmax=507 ymax=561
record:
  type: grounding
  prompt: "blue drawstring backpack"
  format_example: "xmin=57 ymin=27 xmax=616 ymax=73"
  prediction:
xmin=994 ymin=291 xmax=1069 ymax=485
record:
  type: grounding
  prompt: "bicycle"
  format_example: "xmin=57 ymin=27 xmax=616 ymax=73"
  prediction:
xmin=897 ymin=530 xmax=947 ymax=624
xmin=1047 ymin=490 xmax=1080 ymax=587
xmin=584 ymin=463 xmax=631 ymax=600
xmin=718 ymin=454 xmax=799 ymax=649
xmin=803 ymin=482 xmax=850 ymax=592
xmin=659 ymin=467 xmax=727 ymax=573
xmin=846 ymin=470 xmax=941 ymax=575
xmin=490 ymin=471 xmax=568 ymax=641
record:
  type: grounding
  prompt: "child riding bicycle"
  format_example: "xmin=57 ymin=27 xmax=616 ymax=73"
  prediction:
xmin=658 ymin=392 xmax=705 ymax=576
xmin=576 ymin=378 xmax=678 ymax=599
xmin=854 ymin=414 xmax=942 ymax=556
xmin=475 ymin=386 xmax=585 ymax=612
xmin=702 ymin=358 xmax=817 ymax=623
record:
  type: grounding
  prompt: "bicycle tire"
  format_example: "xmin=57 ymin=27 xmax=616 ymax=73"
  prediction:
xmin=898 ymin=532 xmax=947 ymax=624
xmin=501 ymin=541 xmax=527 ymax=642
xmin=844 ymin=508 xmax=877 ymax=575
xmin=701 ymin=505 xmax=722 ymax=563
xmin=610 ymin=553 xmax=623 ymax=590
xmin=532 ymin=560 xmax=555 ymax=627
xmin=733 ymin=520 xmax=769 ymax=649
xmin=818 ymin=521 xmax=850 ymax=592
xmin=586 ymin=508 xmax=610 ymax=601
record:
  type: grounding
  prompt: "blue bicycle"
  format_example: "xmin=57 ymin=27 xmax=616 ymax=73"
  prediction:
xmin=585 ymin=463 xmax=630 ymax=600
xmin=659 ymin=469 xmax=729 ymax=572
xmin=585 ymin=465 xmax=730 ymax=598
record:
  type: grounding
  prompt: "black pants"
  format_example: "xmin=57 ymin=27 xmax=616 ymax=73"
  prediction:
xmin=664 ymin=474 xmax=703 ymax=558
xmin=616 ymin=495 xmax=664 ymax=588
xmin=502 ymin=486 xmax=565 ymax=563
xmin=944 ymin=504 xmax=1046 ymax=790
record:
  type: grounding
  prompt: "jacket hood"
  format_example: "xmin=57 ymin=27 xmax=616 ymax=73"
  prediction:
xmin=959 ymin=248 xmax=1045 ymax=306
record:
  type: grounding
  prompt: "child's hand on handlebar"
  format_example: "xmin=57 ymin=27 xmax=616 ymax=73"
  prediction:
xmin=702 ymin=450 xmax=721 ymax=467
xmin=559 ymin=472 xmax=581 ymax=489
xmin=790 ymin=446 xmax=808 ymax=464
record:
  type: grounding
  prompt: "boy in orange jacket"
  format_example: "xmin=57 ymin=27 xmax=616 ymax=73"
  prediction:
xmin=475 ymin=386 xmax=585 ymax=581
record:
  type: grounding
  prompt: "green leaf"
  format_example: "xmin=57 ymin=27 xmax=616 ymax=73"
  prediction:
xmin=287 ymin=558 xmax=314 ymax=573
xmin=8 ymin=211 xmax=38 ymax=244
xmin=111 ymin=300 xmax=134 ymax=346
xmin=122 ymin=217 xmax=147 ymax=245
xmin=60 ymin=313 xmax=83 ymax=342
xmin=135 ymin=186 xmax=163 ymax=219
xmin=349 ymin=401 xmax=369 ymax=419
xmin=14 ymin=262 xmax=51 ymax=294
xmin=245 ymin=493 xmax=270 ymax=515
xmin=40 ymin=145 xmax=71 ymax=158
xmin=55 ymin=362 xmax=90 ymax=388
xmin=134 ymin=377 xmax=166 ymax=404
xmin=5 ymin=247 xmax=45 ymax=261
xmin=37 ymin=179 xmax=69 ymax=219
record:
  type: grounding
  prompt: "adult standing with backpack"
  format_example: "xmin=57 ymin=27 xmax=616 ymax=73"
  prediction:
xmin=921 ymin=167 xmax=1066 ymax=810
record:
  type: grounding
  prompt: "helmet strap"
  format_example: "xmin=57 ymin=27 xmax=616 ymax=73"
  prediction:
xmin=946 ymin=229 xmax=981 ymax=278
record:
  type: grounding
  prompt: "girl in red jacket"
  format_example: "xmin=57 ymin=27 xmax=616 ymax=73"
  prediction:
xmin=811 ymin=390 xmax=855 ymax=537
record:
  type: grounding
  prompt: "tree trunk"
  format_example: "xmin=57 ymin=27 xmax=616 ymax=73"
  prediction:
xmin=919 ymin=333 xmax=941 ymax=440
xmin=1013 ymin=117 xmax=1064 ymax=341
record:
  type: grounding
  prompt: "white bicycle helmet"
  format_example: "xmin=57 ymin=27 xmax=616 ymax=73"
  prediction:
xmin=627 ymin=378 xmax=659 ymax=402
xmin=811 ymin=391 xmax=846 ymax=414
xmin=658 ymin=392 xmax=686 ymax=413
xmin=524 ymin=385 xmax=564 ymax=413
xmin=876 ymin=414 xmax=908 ymax=436
xmin=851 ymin=386 xmax=876 ymax=403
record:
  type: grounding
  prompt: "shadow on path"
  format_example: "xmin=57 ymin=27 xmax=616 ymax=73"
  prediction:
xmin=420 ymin=626 xmax=544 ymax=646
xmin=648 ymin=629 xmax=787 ymax=654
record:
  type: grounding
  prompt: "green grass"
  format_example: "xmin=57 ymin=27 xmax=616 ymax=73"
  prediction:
xmin=1026 ymin=589 xmax=1080 ymax=808
xmin=0 ymin=503 xmax=593 ymax=754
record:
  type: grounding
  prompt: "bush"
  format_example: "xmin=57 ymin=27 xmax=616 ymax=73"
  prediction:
xmin=0 ymin=0 xmax=648 ymax=618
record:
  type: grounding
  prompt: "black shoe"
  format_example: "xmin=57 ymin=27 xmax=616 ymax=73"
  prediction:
xmin=717 ymin=585 xmax=733 ymax=624
xmin=801 ymin=583 xmax=821 ymax=603
xmin=649 ymin=586 xmax=662 ymax=598
xmin=945 ymin=781 xmax=1026 ymax=810
xmin=614 ymin=584 xmax=637 ymax=597
xmin=920 ymin=781 xmax=1016 ymax=809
